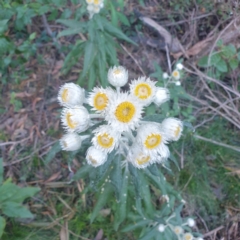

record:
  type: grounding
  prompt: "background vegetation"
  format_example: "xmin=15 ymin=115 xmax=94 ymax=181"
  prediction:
xmin=0 ymin=0 xmax=240 ymax=239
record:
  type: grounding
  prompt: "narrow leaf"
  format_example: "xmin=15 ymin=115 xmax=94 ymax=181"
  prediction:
xmin=0 ymin=216 xmax=6 ymax=238
xmin=0 ymin=158 xmax=3 ymax=185
xmin=44 ymin=141 xmax=61 ymax=165
xmin=2 ymin=202 xmax=34 ymax=218
xmin=121 ymin=219 xmax=150 ymax=232
xmin=73 ymin=164 xmax=92 ymax=180
xmin=90 ymin=184 xmax=113 ymax=223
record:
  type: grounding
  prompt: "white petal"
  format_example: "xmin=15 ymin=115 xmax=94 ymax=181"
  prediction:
xmin=153 ymin=87 xmax=170 ymax=106
xmin=58 ymin=83 xmax=85 ymax=107
xmin=161 ymin=118 xmax=183 ymax=141
xmin=60 ymin=133 xmax=82 ymax=151
xmin=61 ymin=106 xmax=90 ymax=133
xmin=108 ymin=66 xmax=128 ymax=87
xmin=86 ymin=146 xmax=108 ymax=167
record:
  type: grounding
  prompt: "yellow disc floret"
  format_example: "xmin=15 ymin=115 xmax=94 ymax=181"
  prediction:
xmin=66 ymin=113 xmax=77 ymax=129
xmin=93 ymin=93 xmax=108 ymax=110
xmin=97 ymin=133 xmax=114 ymax=149
xmin=134 ymin=83 xmax=152 ymax=99
xmin=174 ymin=126 xmax=181 ymax=138
xmin=172 ymin=70 xmax=180 ymax=79
xmin=115 ymin=101 xmax=136 ymax=123
xmin=61 ymin=88 xmax=69 ymax=102
xmin=136 ymin=154 xmax=151 ymax=165
xmin=144 ymin=134 xmax=162 ymax=149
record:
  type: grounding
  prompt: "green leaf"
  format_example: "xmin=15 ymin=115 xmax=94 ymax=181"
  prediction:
xmin=44 ymin=141 xmax=61 ymax=165
xmin=9 ymin=187 xmax=40 ymax=203
xmin=221 ymin=44 xmax=236 ymax=58
xmin=139 ymin=227 xmax=157 ymax=240
xmin=81 ymin=41 xmax=97 ymax=79
xmin=113 ymin=168 xmax=128 ymax=230
xmin=87 ymin=66 xmax=96 ymax=90
xmin=0 ymin=182 xmax=18 ymax=202
xmin=210 ymin=53 xmax=221 ymax=66
xmin=129 ymin=164 xmax=141 ymax=198
xmin=73 ymin=164 xmax=92 ymax=181
xmin=0 ymin=37 xmax=12 ymax=54
xmin=0 ymin=19 xmax=8 ymax=34
xmin=0 ymin=216 xmax=6 ymax=238
xmin=142 ymin=114 xmax=164 ymax=123
xmin=117 ymin=12 xmax=130 ymax=26
xmin=229 ymin=58 xmax=238 ymax=70
xmin=121 ymin=219 xmax=150 ymax=232
xmin=110 ymin=155 xmax=122 ymax=200
xmin=197 ymin=56 xmax=208 ymax=67
xmin=57 ymin=20 xmax=86 ymax=37
xmin=90 ymin=183 xmax=113 ymax=223
xmin=2 ymin=202 xmax=34 ymax=218
xmin=237 ymin=51 xmax=240 ymax=61
xmin=100 ymin=16 xmax=136 ymax=45
xmin=0 ymin=158 xmax=3 ymax=185
xmin=215 ymin=58 xmax=228 ymax=72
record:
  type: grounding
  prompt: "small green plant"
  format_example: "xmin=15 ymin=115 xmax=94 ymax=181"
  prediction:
xmin=0 ymin=158 xmax=40 ymax=238
xmin=57 ymin=0 xmax=135 ymax=90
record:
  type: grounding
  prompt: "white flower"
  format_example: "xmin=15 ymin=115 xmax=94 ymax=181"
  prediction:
xmin=86 ymin=146 xmax=108 ymax=167
xmin=187 ymin=218 xmax=195 ymax=227
xmin=61 ymin=106 xmax=90 ymax=133
xmin=158 ymin=224 xmax=165 ymax=232
xmin=153 ymin=87 xmax=170 ymax=106
xmin=196 ymin=238 xmax=203 ymax=240
xmin=129 ymin=77 xmax=157 ymax=106
xmin=105 ymin=92 xmax=143 ymax=133
xmin=175 ymin=81 xmax=181 ymax=86
xmin=58 ymin=83 xmax=85 ymax=107
xmin=108 ymin=66 xmax=128 ymax=87
xmin=183 ymin=233 xmax=193 ymax=240
xmin=161 ymin=118 xmax=183 ymax=141
xmin=163 ymin=72 xmax=169 ymax=79
xmin=136 ymin=123 xmax=169 ymax=159
xmin=60 ymin=133 xmax=82 ymax=151
xmin=172 ymin=69 xmax=180 ymax=80
xmin=128 ymin=143 xmax=154 ymax=169
xmin=176 ymin=63 xmax=183 ymax=70
xmin=88 ymin=87 xmax=114 ymax=114
xmin=173 ymin=226 xmax=183 ymax=235
xmin=92 ymin=125 xmax=120 ymax=153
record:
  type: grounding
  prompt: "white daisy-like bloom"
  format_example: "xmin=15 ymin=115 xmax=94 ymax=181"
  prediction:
xmin=107 ymin=66 xmax=128 ymax=87
xmin=128 ymin=143 xmax=154 ymax=169
xmin=58 ymin=83 xmax=85 ymax=107
xmin=175 ymin=81 xmax=181 ymax=86
xmin=92 ymin=125 xmax=120 ymax=153
xmin=86 ymin=0 xmax=104 ymax=18
xmin=136 ymin=123 xmax=169 ymax=159
xmin=60 ymin=133 xmax=82 ymax=151
xmin=61 ymin=106 xmax=90 ymax=133
xmin=88 ymin=87 xmax=114 ymax=114
xmin=105 ymin=92 xmax=143 ymax=133
xmin=172 ymin=69 xmax=180 ymax=80
xmin=129 ymin=77 xmax=157 ymax=106
xmin=153 ymin=87 xmax=170 ymax=106
xmin=183 ymin=233 xmax=193 ymax=240
xmin=173 ymin=226 xmax=183 ymax=235
xmin=196 ymin=238 xmax=203 ymax=240
xmin=163 ymin=72 xmax=169 ymax=79
xmin=161 ymin=118 xmax=183 ymax=141
xmin=158 ymin=224 xmax=165 ymax=232
xmin=187 ymin=218 xmax=195 ymax=227
xmin=86 ymin=146 xmax=108 ymax=167
xmin=176 ymin=63 xmax=183 ymax=70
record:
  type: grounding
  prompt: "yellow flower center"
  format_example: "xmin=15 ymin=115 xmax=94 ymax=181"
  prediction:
xmin=61 ymin=88 xmax=69 ymax=102
xmin=136 ymin=154 xmax=151 ymax=165
xmin=86 ymin=0 xmax=93 ymax=3
xmin=134 ymin=83 xmax=152 ymax=99
xmin=174 ymin=126 xmax=181 ymax=137
xmin=172 ymin=70 xmax=180 ymax=78
xmin=184 ymin=234 xmax=193 ymax=240
xmin=94 ymin=92 xmax=108 ymax=110
xmin=89 ymin=156 xmax=97 ymax=165
xmin=115 ymin=101 xmax=136 ymax=123
xmin=97 ymin=133 xmax=114 ymax=149
xmin=113 ymin=68 xmax=121 ymax=75
xmin=144 ymin=134 xmax=161 ymax=149
xmin=94 ymin=0 xmax=99 ymax=4
xmin=66 ymin=113 xmax=77 ymax=129
xmin=174 ymin=227 xmax=182 ymax=235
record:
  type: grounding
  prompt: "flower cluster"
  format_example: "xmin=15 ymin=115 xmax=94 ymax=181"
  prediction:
xmin=86 ymin=0 xmax=104 ymax=18
xmin=158 ymin=218 xmax=203 ymax=240
xmin=58 ymin=66 xmax=183 ymax=169
xmin=163 ymin=63 xmax=184 ymax=86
